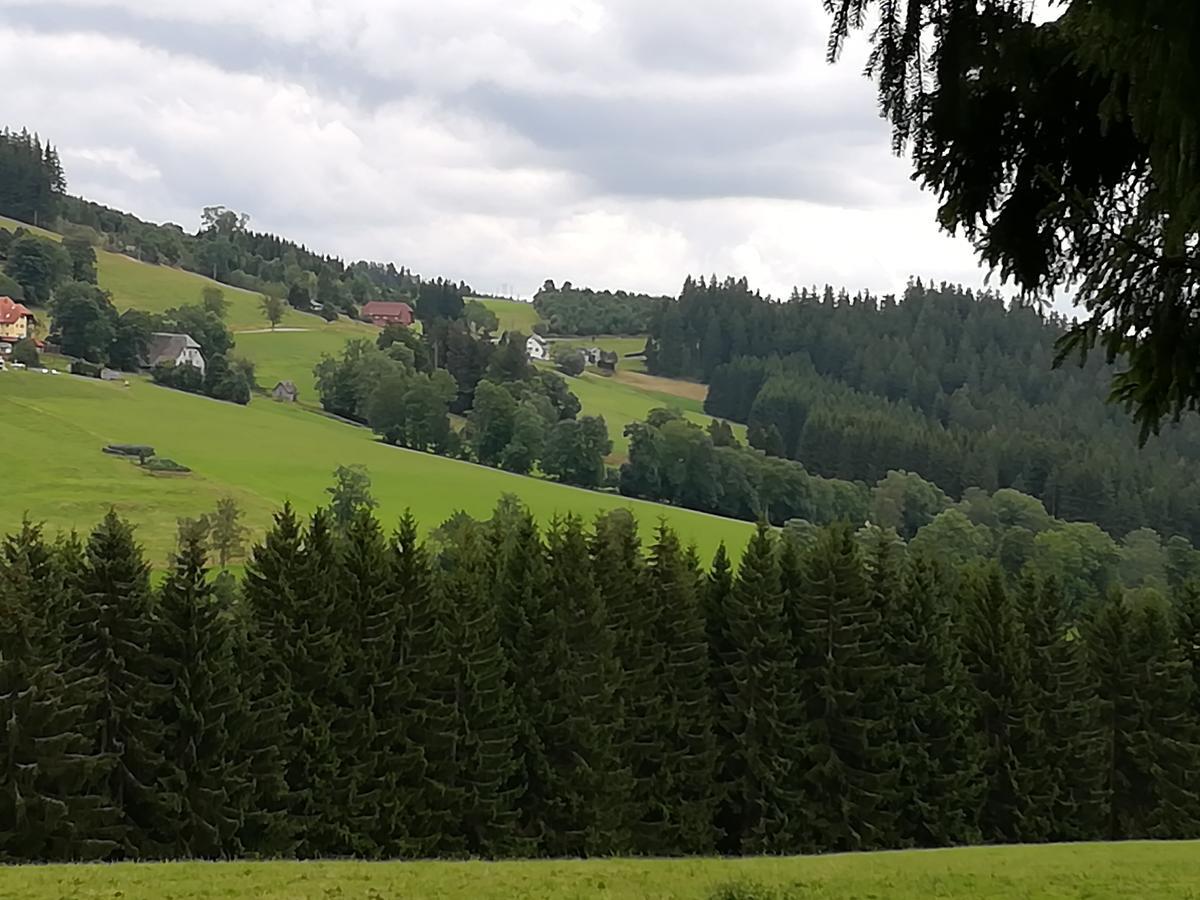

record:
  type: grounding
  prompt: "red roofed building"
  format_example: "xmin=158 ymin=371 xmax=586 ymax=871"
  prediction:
xmin=361 ymin=300 xmax=414 ymax=327
xmin=0 ymin=296 xmax=35 ymax=343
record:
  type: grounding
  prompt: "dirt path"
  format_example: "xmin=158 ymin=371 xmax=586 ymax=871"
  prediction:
xmin=611 ymin=370 xmax=708 ymax=403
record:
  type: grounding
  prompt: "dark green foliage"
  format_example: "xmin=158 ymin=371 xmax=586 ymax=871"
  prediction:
xmin=66 ymin=511 xmax=176 ymax=858
xmin=541 ymin=415 xmax=611 ymax=488
xmin=533 ymin=281 xmax=662 ymax=335
xmin=155 ymin=529 xmax=245 ymax=857
xmin=5 ymin=503 xmax=1200 ymax=862
xmin=792 ymin=525 xmax=899 ymax=851
xmin=12 ymin=337 xmax=38 ymax=366
xmin=5 ymin=234 xmax=69 ymax=304
xmin=0 ymin=129 xmax=64 ymax=225
xmin=63 ymin=236 xmax=97 ymax=284
xmin=715 ymin=524 xmax=802 ymax=853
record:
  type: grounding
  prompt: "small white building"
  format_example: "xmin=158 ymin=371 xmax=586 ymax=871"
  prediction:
xmin=526 ymin=334 xmax=549 ymax=361
xmin=146 ymin=332 xmax=206 ymax=374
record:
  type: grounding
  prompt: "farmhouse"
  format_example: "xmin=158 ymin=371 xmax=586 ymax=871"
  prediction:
xmin=145 ymin=332 xmax=206 ymax=374
xmin=272 ymin=380 xmax=299 ymax=402
xmin=0 ymin=296 xmax=35 ymax=343
xmin=526 ymin=334 xmax=549 ymax=361
xmin=362 ymin=301 xmax=414 ymax=327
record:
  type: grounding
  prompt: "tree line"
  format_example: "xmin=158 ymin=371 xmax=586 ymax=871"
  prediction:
xmin=644 ymin=277 xmax=1200 ymax=546
xmin=3 ymin=497 xmax=1200 ymax=862
xmin=0 ymin=129 xmax=63 ymax=227
xmin=532 ymin=280 xmax=664 ymax=336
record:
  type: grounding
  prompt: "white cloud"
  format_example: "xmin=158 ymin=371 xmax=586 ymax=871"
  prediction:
xmin=0 ymin=2 xmax=997 ymax=299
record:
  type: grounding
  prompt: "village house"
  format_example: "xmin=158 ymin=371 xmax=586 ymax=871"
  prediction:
xmin=0 ymin=296 xmax=35 ymax=344
xmin=145 ymin=332 xmax=206 ymax=374
xmin=361 ymin=300 xmax=414 ymax=327
xmin=272 ymin=380 xmax=299 ymax=402
xmin=526 ymin=333 xmax=549 ymax=361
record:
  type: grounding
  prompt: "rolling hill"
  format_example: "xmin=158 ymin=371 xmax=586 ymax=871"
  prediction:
xmin=0 ymin=369 xmax=752 ymax=563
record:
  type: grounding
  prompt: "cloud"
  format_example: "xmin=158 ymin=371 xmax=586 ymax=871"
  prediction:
xmin=0 ymin=1 xmax=995 ymax=299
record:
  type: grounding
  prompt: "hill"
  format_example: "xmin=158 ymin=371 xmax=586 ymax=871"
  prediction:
xmin=476 ymin=296 xmax=541 ymax=332
xmin=4 ymin=842 xmax=1196 ymax=898
xmin=0 ymin=369 xmax=752 ymax=562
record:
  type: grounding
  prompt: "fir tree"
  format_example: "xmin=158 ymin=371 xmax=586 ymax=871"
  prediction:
xmin=644 ymin=524 xmax=717 ymax=854
xmin=437 ymin=522 xmax=528 ymax=857
xmin=704 ymin=541 xmax=738 ymax=851
xmin=0 ymin=521 xmax=116 ymax=861
xmin=958 ymin=566 xmax=1041 ymax=843
xmin=793 ymin=524 xmax=899 ymax=851
xmin=155 ymin=528 xmax=245 ymax=857
xmin=67 ymin=511 xmax=177 ymax=858
xmin=1017 ymin=576 xmax=1106 ymax=841
xmin=888 ymin=553 xmax=983 ymax=846
xmin=717 ymin=523 xmax=802 ymax=853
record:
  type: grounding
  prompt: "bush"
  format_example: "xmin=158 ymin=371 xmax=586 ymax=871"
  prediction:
xmin=142 ymin=457 xmax=191 ymax=473
xmin=103 ymin=444 xmax=155 ymax=459
xmin=71 ymin=359 xmax=103 ymax=378
xmin=554 ymin=347 xmax=586 ymax=377
xmin=12 ymin=338 xmax=39 ymax=367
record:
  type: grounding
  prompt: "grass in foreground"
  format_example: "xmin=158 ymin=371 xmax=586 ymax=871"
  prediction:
xmin=0 ymin=370 xmax=751 ymax=563
xmin=4 ymin=843 xmax=1198 ymax=899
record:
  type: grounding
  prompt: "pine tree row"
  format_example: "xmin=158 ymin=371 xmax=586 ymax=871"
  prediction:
xmin=2 ymin=503 xmax=1200 ymax=861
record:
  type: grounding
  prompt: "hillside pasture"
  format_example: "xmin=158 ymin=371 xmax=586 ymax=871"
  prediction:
xmin=476 ymin=296 xmax=541 ymax=333
xmin=2 ymin=842 xmax=1196 ymax=899
xmin=0 ymin=370 xmax=751 ymax=564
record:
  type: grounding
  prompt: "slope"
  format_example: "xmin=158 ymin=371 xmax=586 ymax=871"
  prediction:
xmin=0 ymin=370 xmax=751 ymax=563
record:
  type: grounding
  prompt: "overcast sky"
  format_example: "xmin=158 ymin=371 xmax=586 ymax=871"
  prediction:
xmin=0 ymin=0 xmax=996 ymax=299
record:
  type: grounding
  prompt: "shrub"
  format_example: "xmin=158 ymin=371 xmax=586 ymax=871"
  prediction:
xmin=142 ymin=457 xmax=191 ymax=473
xmin=12 ymin=338 xmax=39 ymax=367
xmin=554 ymin=347 xmax=586 ymax=377
xmin=71 ymin=359 xmax=103 ymax=378
xmin=102 ymin=444 xmax=155 ymax=459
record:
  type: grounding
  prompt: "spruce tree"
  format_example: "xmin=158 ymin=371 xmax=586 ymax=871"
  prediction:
xmin=644 ymin=524 xmax=716 ymax=854
xmin=888 ymin=553 xmax=983 ymax=846
xmin=67 ymin=511 xmax=177 ymax=858
xmin=1088 ymin=595 xmax=1200 ymax=839
xmin=0 ymin=521 xmax=116 ymax=861
xmin=391 ymin=513 xmax=462 ymax=857
xmin=531 ymin=516 xmax=632 ymax=856
xmin=436 ymin=520 xmax=527 ymax=856
xmin=704 ymin=541 xmax=739 ymax=853
xmin=793 ymin=524 xmax=899 ymax=852
xmin=1017 ymin=576 xmax=1106 ymax=841
xmin=155 ymin=528 xmax=245 ymax=858
xmin=958 ymin=565 xmax=1041 ymax=844
xmin=717 ymin=523 xmax=802 ymax=853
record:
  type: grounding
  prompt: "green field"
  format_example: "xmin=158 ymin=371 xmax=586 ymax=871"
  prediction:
xmin=551 ymin=335 xmax=649 ymax=372
xmin=477 ymin=296 xmax=542 ymax=332
xmin=0 ymin=370 xmax=751 ymax=563
xmin=2 ymin=842 xmax=1196 ymax=899
xmin=549 ymin=368 xmax=745 ymax=457
xmin=235 ymin=322 xmax=378 ymax=403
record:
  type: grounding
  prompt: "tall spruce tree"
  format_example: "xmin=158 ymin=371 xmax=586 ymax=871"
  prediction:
xmin=435 ymin=521 xmax=528 ymax=856
xmin=1089 ymin=595 xmax=1200 ymax=839
xmin=793 ymin=525 xmax=899 ymax=851
xmin=155 ymin=528 xmax=245 ymax=858
xmin=67 ymin=511 xmax=177 ymax=858
xmin=959 ymin=566 xmax=1042 ymax=843
xmin=643 ymin=524 xmax=717 ymax=854
xmin=887 ymin=553 xmax=983 ymax=847
xmin=0 ymin=521 xmax=116 ymax=861
xmin=704 ymin=541 xmax=739 ymax=852
xmin=531 ymin=515 xmax=632 ymax=856
xmin=717 ymin=523 xmax=802 ymax=853
xmin=1017 ymin=576 xmax=1106 ymax=841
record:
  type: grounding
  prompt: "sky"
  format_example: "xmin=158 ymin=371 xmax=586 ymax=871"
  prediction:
xmin=0 ymin=0 xmax=997 ymax=300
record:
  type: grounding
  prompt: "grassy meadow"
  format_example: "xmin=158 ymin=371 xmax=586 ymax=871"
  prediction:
xmin=234 ymin=321 xmax=378 ymax=403
xmin=0 ymin=369 xmax=751 ymax=563
xmin=3 ymin=842 xmax=1197 ymax=899
xmin=551 ymin=335 xmax=650 ymax=372
xmin=477 ymin=296 xmax=542 ymax=332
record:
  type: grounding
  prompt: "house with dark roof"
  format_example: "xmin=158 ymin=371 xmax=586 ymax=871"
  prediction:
xmin=362 ymin=301 xmax=414 ymax=327
xmin=272 ymin=380 xmax=299 ymax=402
xmin=145 ymin=332 xmax=206 ymax=374
xmin=0 ymin=296 xmax=35 ymax=343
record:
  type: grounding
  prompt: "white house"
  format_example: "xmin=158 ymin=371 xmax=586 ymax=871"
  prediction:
xmin=145 ymin=332 xmax=206 ymax=374
xmin=526 ymin=334 xmax=549 ymax=361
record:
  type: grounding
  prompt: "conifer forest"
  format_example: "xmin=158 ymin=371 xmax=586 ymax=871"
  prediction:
xmin=3 ymin=499 xmax=1199 ymax=863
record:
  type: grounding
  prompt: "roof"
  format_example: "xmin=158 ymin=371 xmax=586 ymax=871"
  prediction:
xmin=0 ymin=296 xmax=34 ymax=326
xmin=527 ymin=333 xmax=547 ymax=345
xmin=274 ymin=380 xmax=298 ymax=392
xmin=362 ymin=301 xmax=413 ymax=316
xmin=146 ymin=332 xmax=202 ymax=365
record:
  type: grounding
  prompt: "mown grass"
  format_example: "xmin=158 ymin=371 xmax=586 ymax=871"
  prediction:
xmin=235 ymin=322 xmax=378 ymax=404
xmin=477 ymin=296 xmax=542 ymax=332
xmin=3 ymin=842 xmax=1198 ymax=899
xmin=0 ymin=370 xmax=751 ymax=564
xmin=550 ymin=335 xmax=649 ymax=372
xmin=551 ymin=368 xmax=745 ymax=457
